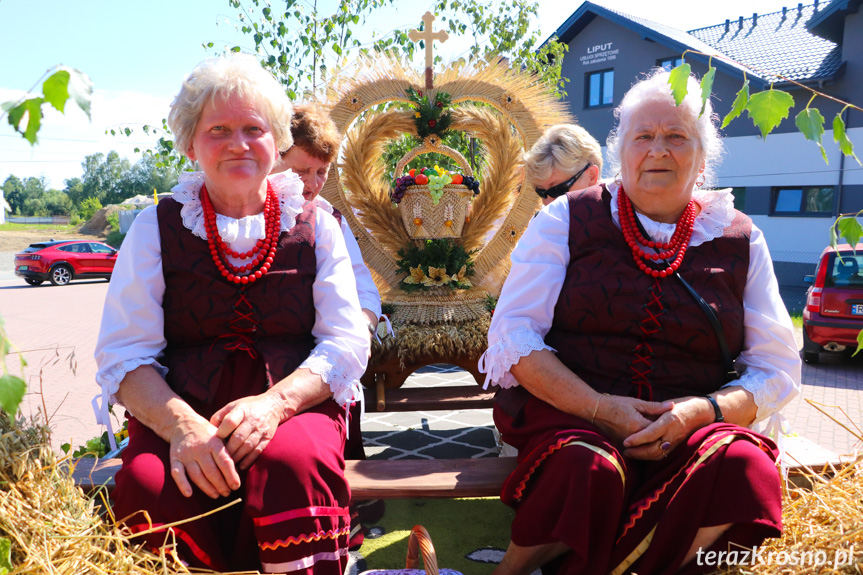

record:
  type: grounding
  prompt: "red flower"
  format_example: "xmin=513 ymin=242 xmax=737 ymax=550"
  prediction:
xmin=428 ymin=119 xmax=436 ymax=127
xmin=417 ymin=90 xmax=423 ymax=97
xmin=435 ymin=101 xmax=443 ymax=108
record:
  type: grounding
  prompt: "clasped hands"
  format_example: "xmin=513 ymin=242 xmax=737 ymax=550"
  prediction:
xmin=592 ymin=394 xmax=713 ymax=461
xmin=167 ymin=394 xmax=283 ymax=499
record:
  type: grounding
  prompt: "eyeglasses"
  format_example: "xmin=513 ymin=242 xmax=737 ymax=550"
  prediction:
xmin=534 ymin=163 xmax=592 ymax=199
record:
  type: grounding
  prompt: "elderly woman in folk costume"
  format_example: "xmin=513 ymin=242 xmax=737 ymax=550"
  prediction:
xmin=524 ymin=124 xmax=603 ymax=206
xmin=480 ymin=69 xmax=801 ymax=575
xmin=94 ymin=54 xmax=369 ymax=574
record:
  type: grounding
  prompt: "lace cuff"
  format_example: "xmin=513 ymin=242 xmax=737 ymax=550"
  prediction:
xmin=722 ymin=370 xmax=781 ymax=424
xmin=478 ymin=325 xmax=555 ymax=389
xmin=299 ymin=352 xmax=359 ymax=406
xmin=95 ymin=358 xmax=168 ymax=405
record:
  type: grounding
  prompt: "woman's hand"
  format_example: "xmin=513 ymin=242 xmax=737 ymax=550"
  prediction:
xmin=167 ymin=412 xmax=240 ymax=499
xmin=210 ymin=393 xmax=284 ymax=470
xmin=593 ymin=395 xmax=673 ymax=444
xmin=621 ymin=396 xmax=715 ymax=460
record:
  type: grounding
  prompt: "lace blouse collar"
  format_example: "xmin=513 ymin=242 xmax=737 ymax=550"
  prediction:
xmin=605 ymin=180 xmax=737 ymax=247
xmin=170 ymin=171 xmax=305 ymax=242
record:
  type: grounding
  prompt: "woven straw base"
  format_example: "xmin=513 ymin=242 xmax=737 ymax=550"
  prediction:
xmin=400 ymin=186 xmax=473 ymax=239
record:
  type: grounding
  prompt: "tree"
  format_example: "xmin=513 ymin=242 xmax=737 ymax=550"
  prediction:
xmin=2 ymin=175 xmax=25 ymax=215
xmin=79 ymin=151 xmax=131 ymax=206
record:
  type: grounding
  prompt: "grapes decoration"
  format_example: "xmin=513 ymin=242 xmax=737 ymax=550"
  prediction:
xmin=390 ymin=166 xmax=480 ymax=205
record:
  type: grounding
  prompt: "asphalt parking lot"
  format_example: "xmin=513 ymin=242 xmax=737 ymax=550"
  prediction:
xmin=0 ymin=275 xmax=860 ymax=459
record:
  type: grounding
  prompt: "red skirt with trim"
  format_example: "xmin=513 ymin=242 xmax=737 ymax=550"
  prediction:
xmin=494 ymin=388 xmax=782 ymax=575
xmin=112 ymin=351 xmax=350 ymax=574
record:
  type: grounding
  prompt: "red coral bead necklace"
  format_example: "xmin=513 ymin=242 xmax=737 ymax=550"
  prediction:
xmin=201 ymin=182 xmax=282 ymax=285
xmin=617 ymin=185 xmax=696 ymax=278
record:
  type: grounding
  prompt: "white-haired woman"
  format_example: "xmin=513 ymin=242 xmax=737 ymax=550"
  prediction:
xmin=480 ymin=70 xmax=801 ymax=574
xmin=523 ymin=124 xmax=603 ymax=206
xmin=94 ymin=54 xmax=368 ymax=574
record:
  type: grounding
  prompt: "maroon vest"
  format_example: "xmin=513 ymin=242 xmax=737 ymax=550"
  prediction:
xmin=157 ymin=197 xmax=317 ymax=405
xmin=544 ymin=184 xmax=751 ymax=401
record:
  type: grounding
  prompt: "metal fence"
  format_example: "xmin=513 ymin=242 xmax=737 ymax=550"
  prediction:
xmin=6 ymin=215 xmax=71 ymax=225
xmin=771 ymin=250 xmax=820 ymax=314
xmin=118 ymin=209 xmax=144 ymax=234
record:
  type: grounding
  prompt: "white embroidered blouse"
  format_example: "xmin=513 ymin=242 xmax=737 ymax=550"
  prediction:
xmin=94 ymin=171 xmax=370 ymax=424
xmin=479 ymin=182 xmax=802 ymax=431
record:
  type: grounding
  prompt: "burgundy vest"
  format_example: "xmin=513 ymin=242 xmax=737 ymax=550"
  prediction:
xmin=544 ymin=184 xmax=751 ymax=401
xmin=157 ymin=197 xmax=317 ymax=405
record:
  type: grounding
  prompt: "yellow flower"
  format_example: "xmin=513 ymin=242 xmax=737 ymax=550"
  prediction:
xmin=422 ymin=266 xmax=452 ymax=287
xmin=452 ymin=265 xmax=472 ymax=287
xmin=414 ymin=112 xmax=422 ymax=118
xmin=403 ymin=266 xmax=427 ymax=284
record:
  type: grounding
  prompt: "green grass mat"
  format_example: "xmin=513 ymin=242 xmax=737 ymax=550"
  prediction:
xmin=357 ymin=498 xmax=514 ymax=575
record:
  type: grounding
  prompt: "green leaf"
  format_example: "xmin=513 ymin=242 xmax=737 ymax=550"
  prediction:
xmin=721 ymin=80 xmax=749 ymax=129
xmin=745 ymin=88 xmax=794 ymax=139
xmin=64 ymin=67 xmax=93 ymax=119
xmin=854 ymin=328 xmax=863 ymax=357
xmin=0 ymin=537 xmax=11 ymax=574
xmin=667 ymin=62 xmax=692 ymax=106
xmin=19 ymin=98 xmax=44 ymax=145
xmin=833 ymin=113 xmax=862 ymax=166
xmin=42 ymin=69 xmax=71 ymax=113
xmin=796 ymin=108 xmax=827 ymax=163
xmin=838 ymin=216 xmax=863 ymax=249
xmin=698 ymin=67 xmax=715 ymax=117
xmin=0 ymin=373 xmax=26 ymax=415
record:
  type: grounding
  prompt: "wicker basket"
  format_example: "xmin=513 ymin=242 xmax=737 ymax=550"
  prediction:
xmin=400 ymin=185 xmax=473 ymax=239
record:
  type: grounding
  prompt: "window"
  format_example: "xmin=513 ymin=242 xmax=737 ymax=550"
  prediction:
xmin=585 ymin=69 xmax=614 ymax=108
xmin=730 ymin=187 xmax=746 ymax=212
xmin=771 ymin=186 xmax=834 ymax=216
xmin=658 ymin=57 xmax=683 ymax=71
xmin=89 ymin=243 xmax=114 ymax=254
xmin=58 ymin=243 xmax=91 ymax=253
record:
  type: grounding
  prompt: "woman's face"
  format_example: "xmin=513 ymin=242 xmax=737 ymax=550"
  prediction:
xmin=187 ymin=93 xmax=279 ymax=196
xmin=278 ymin=146 xmax=331 ymax=201
xmin=619 ymin=98 xmax=704 ymax=220
xmin=535 ymin=164 xmax=598 ymax=206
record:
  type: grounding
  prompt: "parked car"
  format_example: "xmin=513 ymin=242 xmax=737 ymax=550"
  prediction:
xmin=14 ymin=240 xmax=118 ymax=286
xmin=802 ymin=243 xmax=863 ymax=363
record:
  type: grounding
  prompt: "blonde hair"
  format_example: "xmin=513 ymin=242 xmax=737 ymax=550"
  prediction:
xmin=523 ymin=124 xmax=603 ymax=184
xmin=288 ymin=103 xmax=341 ymax=163
xmin=605 ymin=68 xmax=723 ymax=186
xmin=168 ymin=53 xmax=294 ymax=156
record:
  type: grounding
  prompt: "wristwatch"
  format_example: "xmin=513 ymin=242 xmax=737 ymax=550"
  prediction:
xmin=705 ymin=395 xmax=724 ymax=423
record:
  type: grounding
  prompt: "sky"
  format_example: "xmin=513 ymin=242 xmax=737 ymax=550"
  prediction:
xmin=1 ymin=0 xmax=803 ymax=189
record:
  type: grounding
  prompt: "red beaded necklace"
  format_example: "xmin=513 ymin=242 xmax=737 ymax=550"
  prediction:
xmin=617 ymin=185 xmax=696 ymax=278
xmin=200 ymin=182 xmax=282 ymax=285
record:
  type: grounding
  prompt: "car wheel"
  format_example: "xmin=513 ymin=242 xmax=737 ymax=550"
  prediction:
xmin=24 ymin=278 xmax=44 ymax=286
xmin=801 ymin=330 xmax=820 ymax=364
xmin=49 ymin=265 xmax=73 ymax=286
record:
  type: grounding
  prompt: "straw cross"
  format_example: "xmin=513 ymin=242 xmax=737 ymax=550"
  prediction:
xmin=409 ymin=11 xmax=449 ymax=88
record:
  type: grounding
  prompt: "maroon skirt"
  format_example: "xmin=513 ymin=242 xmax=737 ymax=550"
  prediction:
xmin=494 ymin=388 xmax=782 ymax=575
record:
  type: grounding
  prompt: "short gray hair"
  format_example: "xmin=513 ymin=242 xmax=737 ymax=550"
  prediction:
xmin=168 ymin=53 xmax=294 ymax=157
xmin=523 ymin=124 xmax=603 ymax=184
xmin=605 ymin=68 xmax=723 ymax=187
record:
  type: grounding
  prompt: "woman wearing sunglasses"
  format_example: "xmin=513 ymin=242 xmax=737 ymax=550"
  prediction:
xmin=524 ymin=124 xmax=603 ymax=206
xmin=481 ymin=70 xmax=800 ymax=574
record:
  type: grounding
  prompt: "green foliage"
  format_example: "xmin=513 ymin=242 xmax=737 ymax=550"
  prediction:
xmin=381 ymin=302 xmax=396 ymax=316
xmin=836 ymin=216 xmax=863 ymax=250
xmin=396 ymin=239 xmax=476 ymax=291
xmin=1 ymin=66 xmax=92 ymax=145
xmin=0 ymin=317 xmax=27 ymax=417
xmin=0 ymin=536 xmax=11 ymax=574
xmin=78 ymin=196 xmax=102 ymax=221
xmin=745 ymin=88 xmax=794 ymax=139
xmin=795 ymin=106 xmax=827 ymax=164
xmin=698 ymin=67 xmax=715 ymax=117
xmin=106 ymin=230 xmax=126 ymax=249
xmin=722 ymin=80 xmax=749 ymax=129
xmin=833 ymin=111 xmax=862 ymax=166
xmin=61 ymin=419 xmax=128 ymax=459
xmin=667 ymin=63 xmax=692 ymax=106
xmin=484 ymin=293 xmax=497 ymax=312
xmin=406 ymin=87 xmax=452 ymax=138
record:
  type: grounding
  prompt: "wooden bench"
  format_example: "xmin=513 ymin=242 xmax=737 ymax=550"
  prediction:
xmin=70 ymin=456 xmax=517 ymax=499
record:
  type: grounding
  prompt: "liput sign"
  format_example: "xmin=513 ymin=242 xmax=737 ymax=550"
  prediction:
xmin=580 ymin=42 xmax=620 ymax=66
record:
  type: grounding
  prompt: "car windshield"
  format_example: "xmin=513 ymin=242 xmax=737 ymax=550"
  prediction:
xmin=22 ymin=244 xmax=47 ymax=253
xmin=827 ymin=252 xmax=863 ymax=287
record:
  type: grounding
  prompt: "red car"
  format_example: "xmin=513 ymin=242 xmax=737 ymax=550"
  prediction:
xmin=802 ymin=243 xmax=863 ymax=363
xmin=14 ymin=239 xmax=118 ymax=286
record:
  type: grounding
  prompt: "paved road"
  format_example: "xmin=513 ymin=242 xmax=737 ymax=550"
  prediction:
xmin=0 ymin=277 xmax=860 ymax=457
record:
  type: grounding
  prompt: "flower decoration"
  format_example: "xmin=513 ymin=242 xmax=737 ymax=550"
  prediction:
xmin=396 ymin=239 xmax=477 ymax=292
xmin=500 ymin=93 xmax=517 ymax=110
xmin=504 ymin=224 xmax=520 ymax=243
xmin=403 ymin=265 xmax=427 ymax=285
xmin=423 ymin=266 xmax=452 ymax=287
xmin=348 ymin=93 xmax=364 ymax=111
xmin=405 ymin=86 xmax=452 ymax=138
xmin=424 ymin=135 xmax=440 ymax=148
xmin=452 ymin=265 xmax=472 ymax=287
